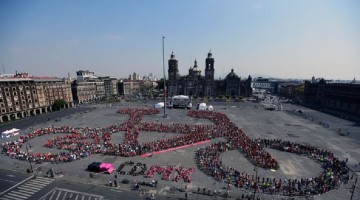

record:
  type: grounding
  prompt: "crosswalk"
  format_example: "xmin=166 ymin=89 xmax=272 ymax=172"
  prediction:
xmin=0 ymin=176 xmax=55 ymax=200
xmin=39 ymin=188 xmax=104 ymax=200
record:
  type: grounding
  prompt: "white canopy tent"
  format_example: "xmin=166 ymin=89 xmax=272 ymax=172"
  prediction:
xmin=198 ymin=103 xmax=207 ymax=110
xmin=154 ymin=102 xmax=164 ymax=108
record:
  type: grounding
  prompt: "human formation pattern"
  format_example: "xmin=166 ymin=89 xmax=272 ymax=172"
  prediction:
xmin=2 ymin=108 xmax=349 ymax=196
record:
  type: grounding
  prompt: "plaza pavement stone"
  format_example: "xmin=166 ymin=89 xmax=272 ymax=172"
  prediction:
xmin=0 ymin=101 xmax=359 ymax=200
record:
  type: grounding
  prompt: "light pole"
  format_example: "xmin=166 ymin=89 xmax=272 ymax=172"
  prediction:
xmin=162 ymin=36 xmax=167 ymax=118
xmin=25 ymin=143 xmax=33 ymax=173
xmin=351 ymin=173 xmax=358 ymax=200
xmin=253 ymin=165 xmax=258 ymax=200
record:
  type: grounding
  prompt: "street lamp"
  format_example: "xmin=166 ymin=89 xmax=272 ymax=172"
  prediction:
xmin=351 ymin=173 xmax=358 ymax=200
xmin=162 ymin=36 xmax=167 ymax=118
xmin=253 ymin=165 xmax=258 ymax=200
xmin=25 ymin=143 xmax=33 ymax=173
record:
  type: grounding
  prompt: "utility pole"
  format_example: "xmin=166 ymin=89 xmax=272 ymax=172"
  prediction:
xmin=351 ymin=173 xmax=358 ymax=200
xmin=253 ymin=165 xmax=258 ymax=200
xmin=162 ymin=36 xmax=167 ymax=118
xmin=25 ymin=144 xmax=33 ymax=173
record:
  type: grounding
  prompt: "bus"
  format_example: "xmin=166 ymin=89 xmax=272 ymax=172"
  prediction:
xmin=1 ymin=128 xmax=20 ymax=138
xmin=171 ymin=95 xmax=192 ymax=109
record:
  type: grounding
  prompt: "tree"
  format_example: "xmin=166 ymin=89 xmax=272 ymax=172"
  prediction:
xmin=53 ymin=99 xmax=67 ymax=111
xmin=157 ymin=78 xmax=168 ymax=90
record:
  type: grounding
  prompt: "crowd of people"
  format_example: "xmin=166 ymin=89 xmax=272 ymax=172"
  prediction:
xmin=1 ymin=107 xmax=350 ymax=196
xmin=117 ymin=161 xmax=147 ymax=176
xmin=195 ymin=138 xmax=349 ymax=196
xmin=145 ymin=165 xmax=195 ymax=183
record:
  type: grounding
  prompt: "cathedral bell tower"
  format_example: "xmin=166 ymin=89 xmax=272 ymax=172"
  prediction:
xmin=168 ymin=52 xmax=179 ymax=81
xmin=205 ymin=50 xmax=214 ymax=80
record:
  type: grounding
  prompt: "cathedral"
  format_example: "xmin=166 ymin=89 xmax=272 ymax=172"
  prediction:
xmin=167 ymin=51 xmax=252 ymax=97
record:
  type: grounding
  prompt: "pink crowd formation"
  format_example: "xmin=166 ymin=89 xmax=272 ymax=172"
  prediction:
xmin=145 ymin=165 xmax=195 ymax=183
xmin=1 ymin=107 xmax=350 ymax=196
xmin=195 ymin=138 xmax=349 ymax=196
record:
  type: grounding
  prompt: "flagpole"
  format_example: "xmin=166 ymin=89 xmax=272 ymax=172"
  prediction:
xmin=162 ymin=36 xmax=167 ymax=118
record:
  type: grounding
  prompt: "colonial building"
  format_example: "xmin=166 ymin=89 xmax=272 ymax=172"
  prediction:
xmin=304 ymin=78 xmax=360 ymax=116
xmin=71 ymin=80 xmax=97 ymax=104
xmin=99 ymin=76 xmax=118 ymax=97
xmin=0 ymin=73 xmax=73 ymax=123
xmin=118 ymin=80 xmax=157 ymax=97
xmin=72 ymin=70 xmax=119 ymax=103
xmin=167 ymin=51 xmax=252 ymax=97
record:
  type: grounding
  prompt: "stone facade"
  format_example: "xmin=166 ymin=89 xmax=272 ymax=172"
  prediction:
xmin=71 ymin=80 xmax=97 ymax=104
xmin=304 ymin=79 xmax=360 ymax=116
xmin=0 ymin=74 xmax=73 ymax=123
xmin=167 ymin=51 xmax=252 ymax=97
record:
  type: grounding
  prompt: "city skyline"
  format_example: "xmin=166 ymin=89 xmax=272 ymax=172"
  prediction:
xmin=0 ymin=0 xmax=359 ymax=80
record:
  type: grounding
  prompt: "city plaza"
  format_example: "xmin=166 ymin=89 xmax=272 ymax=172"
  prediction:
xmin=0 ymin=100 xmax=359 ymax=200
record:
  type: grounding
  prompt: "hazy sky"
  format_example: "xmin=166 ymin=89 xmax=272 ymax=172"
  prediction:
xmin=0 ymin=0 xmax=359 ymax=80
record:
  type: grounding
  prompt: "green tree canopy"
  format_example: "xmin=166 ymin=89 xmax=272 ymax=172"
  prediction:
xmin=53 ymin=99 xmax=67 ymax=110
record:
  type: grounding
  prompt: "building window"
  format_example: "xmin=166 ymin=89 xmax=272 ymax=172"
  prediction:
xmin=1 ymin=109 xmax=5 ymax=113
xmin=9 ymin=108 xmax=13 ymax=112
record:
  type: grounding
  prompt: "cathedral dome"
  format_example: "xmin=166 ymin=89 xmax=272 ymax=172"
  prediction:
xmin=192 ymin=60 xmax=201 ymax=72
xmin=226 ymin=69 xmax=239 ymax=79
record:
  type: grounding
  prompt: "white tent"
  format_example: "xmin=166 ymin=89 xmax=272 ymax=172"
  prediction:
xmin=154 ymin=102 xmax=164 ymax=108
xmin=198 ymin=103 xmax=207 ymax=110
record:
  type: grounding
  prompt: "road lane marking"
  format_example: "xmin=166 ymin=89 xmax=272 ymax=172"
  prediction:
xmin=0 ymin=197 xmax=12 ymax=200
xmin=2 ymin=195 xmax=18 ymax=200
xmin=0 ymin=179 xmax=17 ymax=184
xmin=19 ymin=184 xmax=43 ymax=190
xmin=0 ymin=175 xmax=34 ymax=196
xmin=9 ymin=191 xmax=31 ymax=197
xmin=55 ymin=191 xmax=62 ymax=200
xmin=49 ymin=190 xmax=56 ymax=199
xmin=17 ymin=189 xmax=36 ymax=195
xmin=18 ymin=186 xmax=38 ymax=192
xmin=61 ymin=192 xmax=68 ymax=200
xmin=6 ymin=193 xmax=27 ymax=199
xmin=27 ymin=180 xmax=51 ymax=187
